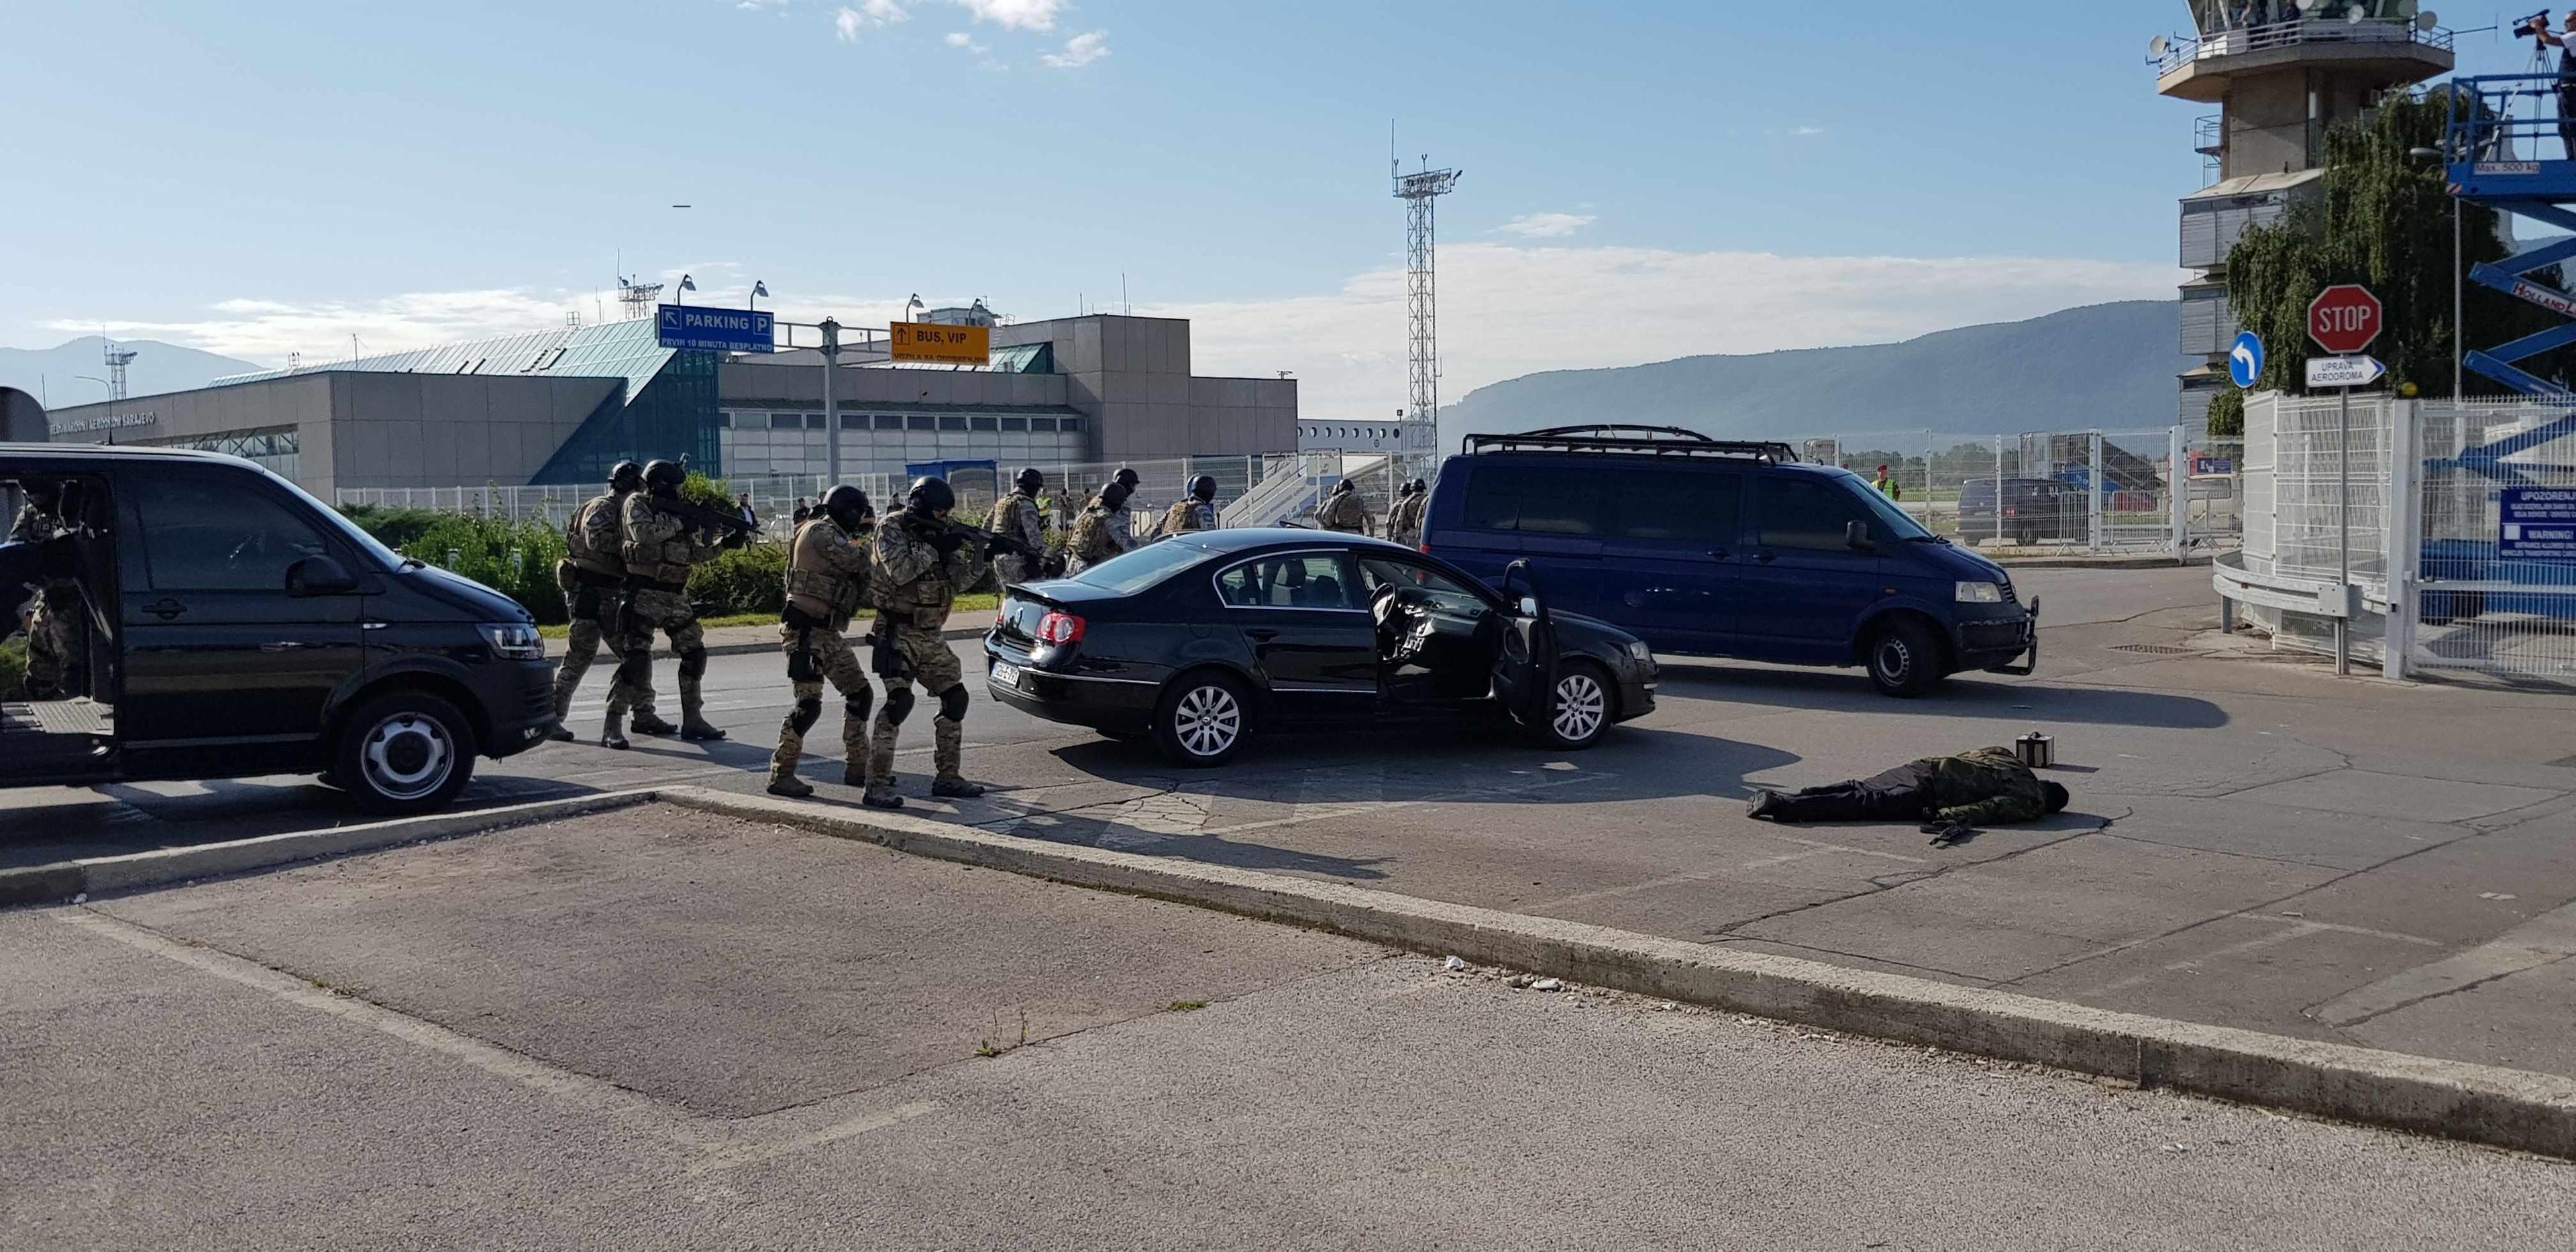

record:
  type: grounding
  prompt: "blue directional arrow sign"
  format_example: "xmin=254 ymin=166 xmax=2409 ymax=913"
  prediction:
xmin=655 ymin=304 xmax=775 ymax=353
xmin=2229 ymin=331 xmax=2265 ymax=388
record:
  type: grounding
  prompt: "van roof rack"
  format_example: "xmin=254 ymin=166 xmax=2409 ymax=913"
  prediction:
xmin=1462 ymin=424 xmax=1799 ymax=463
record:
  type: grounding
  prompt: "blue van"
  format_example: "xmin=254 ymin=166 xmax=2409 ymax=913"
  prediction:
xmin=1421 ymin=426 xmax=2038 ymax=697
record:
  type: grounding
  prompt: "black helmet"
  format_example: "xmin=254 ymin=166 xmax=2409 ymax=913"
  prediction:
xmin=1099 ymin=481 xmax=1130 ymax=510
xmin=1014 ymin=466 xmax=1044 ymax=494
xmin=1412 ymin=477 xmax=1428 ymax=494
xmin=2041 ymin=781 xmax=2071 ymax=813
xmin=1188 ymin=474 xmax=1217 ymax=502
xmin=906 ymin=475 xmax=956 ymax=515
xmin=642 ymin=459 xmax=686 ymax=496
xmin=822 ymin=484 xmax=871 ymax=530
xmin=608 ymin=460 xmax=644 ymax=491
xmin=1114 ymin=466 xmax=1140 ymax=491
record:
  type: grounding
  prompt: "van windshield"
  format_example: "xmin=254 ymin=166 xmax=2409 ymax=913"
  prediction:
xmin=1839 ymin=470 xmax=1934 ymax=540
xmin=260 ymin=464 xmax=408 ymax=570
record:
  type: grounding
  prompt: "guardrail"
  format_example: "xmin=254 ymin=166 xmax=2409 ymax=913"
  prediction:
xmin=2154 ymin=17 xmax=2450 ymax=78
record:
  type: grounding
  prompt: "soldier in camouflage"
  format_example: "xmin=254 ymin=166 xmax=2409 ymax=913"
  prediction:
xmin=604 ymin=459 xmax=739 ymax=749
xmin=767 ymin=485 xmax=876 ymax=797
xmin=1098 ymin=467 xmax=1142 ymax=557
xmin=1745 ymin=746 xmax=2068 ymax=844
xmin=1066 ymin=481 xmax=1128 ymax=575
xmin=547 ymin=461 xmax=645 ymax=741
xmin=1383 ymin=479 xmax=1428 ymax=548
xmin=1316 ymin=478 xmax=1371 ymax=534
xmin=1162 ymin=473 xmax=1219 ymax=537
xmin=861 ymin=476 xmax=990 ymax=809
xmin=987 ymin=466 xmax=1048 ymax=586
xmin=8 ymin=478 xmax=82 ymax=699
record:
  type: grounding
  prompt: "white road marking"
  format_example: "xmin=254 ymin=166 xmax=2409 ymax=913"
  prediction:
xmin=686 ymin=1102 xmax=941 ymax=1175
xmin=2311 ymin=901 xmax=2576 ymax=1028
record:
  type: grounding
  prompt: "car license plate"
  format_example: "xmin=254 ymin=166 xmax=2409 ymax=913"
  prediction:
xmin=990 ymin=661 xmax=1024 ymax=689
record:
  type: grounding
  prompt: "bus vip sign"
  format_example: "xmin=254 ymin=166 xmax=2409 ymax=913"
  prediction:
xmin=2308 ymin=285 xmax=2383 ymax=355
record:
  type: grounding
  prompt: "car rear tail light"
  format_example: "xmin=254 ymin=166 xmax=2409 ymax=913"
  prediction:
xmin=996 ymin=601 xmax=1010 ymax=630
xmin=2004 ymin=506 xmax=2019 ymax=517
xmin=1036 ymin=610 xmax=1085 ymax=646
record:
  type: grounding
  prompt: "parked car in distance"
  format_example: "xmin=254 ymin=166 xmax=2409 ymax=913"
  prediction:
xmin=1957 ymin=476 xmax=2088 ymax=547
xmin=2 ymin=443 xmax=558 ymax=815
xmin=1421 ymin=426 xmax=2037 ymax=697
xmin=982 ymin=528 xmax=1656 ymax=766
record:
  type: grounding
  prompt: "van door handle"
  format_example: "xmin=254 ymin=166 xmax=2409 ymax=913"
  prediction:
xmin=1244 ymin=628 xmax=1281 ymax=641
xmin=144 ymin=598 xmax=186 ymax=620
xmin=1754 ymin=551 xmax=1777 ymax=565
xmin=260 ymin=641 xmax=307 ymax=652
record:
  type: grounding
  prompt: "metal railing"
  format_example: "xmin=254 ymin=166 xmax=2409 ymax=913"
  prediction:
xmin=2155 ymin=16 xmax=2451 ymax=78
xmin=1796 ymin=428 xmax=2212 ymax=557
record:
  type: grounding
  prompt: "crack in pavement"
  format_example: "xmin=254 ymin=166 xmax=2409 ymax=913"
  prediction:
xmin=1696 ymin=809 xmax=2124 ymax=945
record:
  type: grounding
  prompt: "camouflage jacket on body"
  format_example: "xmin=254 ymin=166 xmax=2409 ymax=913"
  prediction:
xmin=1384 ymin=493 xmax=1425 ymax=544
xmin=1925 ymin=746 xmax=2049 ymax=826
xmin=621 ymin=492 xmax=720 ymax=585
xmin=1067 ymin=505 xmax=1122 ymax=568
xmin=786 ymin=516 xmax=873 ymax=630
xmin=564 ymin=490 xmax=630 ymax=581
xmin=988 ymin=492 xmax=1045 ymax=553
xmin=1162 ymin=498 xmax=1216 ymax=536
xmin=9 ymin=504 xmax=60 ymax=545
xmin=871 ymin=510 xmax=985 ymax=630
xmin=1316 ymin=490 xmax=1371 ymax=534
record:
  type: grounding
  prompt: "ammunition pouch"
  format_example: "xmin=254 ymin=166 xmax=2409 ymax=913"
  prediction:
xmin=787 ymin=627 xmax=820 ymax=683
xmin=869 ymin=623 xmax=903 ymax=678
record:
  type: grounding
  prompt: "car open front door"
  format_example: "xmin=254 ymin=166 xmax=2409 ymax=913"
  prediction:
xmin=117 ymin=469 xmax=368 ymax=775
xmin=1489 ymin=560 xmax=1556 ymax=727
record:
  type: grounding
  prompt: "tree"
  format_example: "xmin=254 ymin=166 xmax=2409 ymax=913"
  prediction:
xmin=2206 ymin=387 xmax=2245 ymax=439
xmin=2226 ymin=91 xmax=2559 ymax=401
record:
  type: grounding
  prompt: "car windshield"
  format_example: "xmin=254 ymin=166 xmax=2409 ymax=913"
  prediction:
xmin=1839 ymin=470 xmax=1934 ymax=540
xmin=1068 ymin=538 xmax=1216 ymax=595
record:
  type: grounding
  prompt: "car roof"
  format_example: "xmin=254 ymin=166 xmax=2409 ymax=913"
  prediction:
xmin=1442 ymin=450 xmax=1852 ymax=479
xmin=1170 ymin=527 xmax=1419 ymax=555
xmin=0 ymin=443 xmax=252 ymax=469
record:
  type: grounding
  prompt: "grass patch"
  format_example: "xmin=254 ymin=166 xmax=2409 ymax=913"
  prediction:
xmin=1165 ymin=1000 xmax=1208 ymax=1013
xmin=536 ymin=595 xmax=998 ymax=641
xmin=975 ymin=1007 xmax=1032 ymax=1058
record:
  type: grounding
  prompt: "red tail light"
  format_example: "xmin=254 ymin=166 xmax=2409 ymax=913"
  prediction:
xmin=1036 ymin=611 xmax=1085 ymax=646
xmin=2004 ymin=506 xmax=2019 ymax=517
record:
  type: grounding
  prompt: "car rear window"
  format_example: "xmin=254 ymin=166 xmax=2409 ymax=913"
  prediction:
xmin=1067 ymin=539 xmax=1212 ymax=595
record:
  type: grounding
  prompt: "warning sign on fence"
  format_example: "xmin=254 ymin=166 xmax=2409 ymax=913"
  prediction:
xmin=2500 ymin=488 xmax=2576 ymax=560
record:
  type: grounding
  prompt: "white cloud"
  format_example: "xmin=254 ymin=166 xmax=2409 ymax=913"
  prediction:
xmin=1792 ymin=125 xmax=1827 ymax=136
xmin=834 ymin=0 xmax=907 ymax=40
xmin=943 ymin=30 xmax=989 ymax=52
xmin=950 ymin=0 xmax=1062 ymax=31
xmin=1040 ymin=30 xmax=1108 ymax=68
xmin=1497 ymin=212 xmax=1595 ymax=239
xmin=1150 ymin=243 xmax=2180 ymax=430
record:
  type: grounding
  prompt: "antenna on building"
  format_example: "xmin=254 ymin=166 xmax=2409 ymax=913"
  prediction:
xmin=101 ymin=336 xmax=138 ymax=402
xmin=1391 ymin=132 xmax=1460 ymax=452
xmin=616 ymin=274 xmax=664 ymax=321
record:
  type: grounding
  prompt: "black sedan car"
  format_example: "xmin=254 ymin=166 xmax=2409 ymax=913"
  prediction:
xmin=983 ymin=528 xmax=1656 ymax=766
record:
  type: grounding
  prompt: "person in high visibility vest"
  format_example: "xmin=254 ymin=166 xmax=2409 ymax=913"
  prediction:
xmin=1872 ymin=465 xmax=1902 ymax=502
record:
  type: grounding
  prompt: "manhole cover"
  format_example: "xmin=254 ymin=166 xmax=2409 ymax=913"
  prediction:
xmin=2111 ymin=644 xmax=2198 ymax=655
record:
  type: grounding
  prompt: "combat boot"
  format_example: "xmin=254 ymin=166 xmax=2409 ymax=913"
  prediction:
xmin=930 ymin=777 xmax=986 ymax=799
xmin=599 ymin=712 xmax=630 ymax=751
xmin=681 ymin=717 xmax=728 ymax=742
xmin=631 ymin=712 xmax=679 ymax=737
xmin=547 ymin=724 xmax=576 ymax=743
xmin=767 ymin=774 xmax=814 ymax=799
xmin=861 ymin=785 xmax=904 ymax=811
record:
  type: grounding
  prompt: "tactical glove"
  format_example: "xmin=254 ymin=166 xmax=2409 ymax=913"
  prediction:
xmin=928 ymin=528 xmax=968 ymax=555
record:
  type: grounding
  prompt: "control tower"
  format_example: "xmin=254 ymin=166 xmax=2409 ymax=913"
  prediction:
xmin=2153 ymin=1 xmax=2453 ymax=427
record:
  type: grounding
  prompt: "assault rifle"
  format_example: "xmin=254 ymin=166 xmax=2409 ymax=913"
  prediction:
xmin=910 ymin=512 xmax=1045 ymax=563
xmin=644 ymin=494 xmax=757 ymax=547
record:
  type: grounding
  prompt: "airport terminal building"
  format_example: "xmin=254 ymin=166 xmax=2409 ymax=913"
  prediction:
xmin=38 ymin=311 xmax=1300 ymax=497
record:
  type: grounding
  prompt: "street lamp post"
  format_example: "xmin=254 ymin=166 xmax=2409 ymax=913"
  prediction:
xmin=73 ymin=374 xmax=113 ymax=444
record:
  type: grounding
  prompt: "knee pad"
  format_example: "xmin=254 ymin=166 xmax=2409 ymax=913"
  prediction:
xmin=845 ymin=689 xmax=874 ymax=722
xmin=617 ymin=652 xmax=652 ymax=687
xmin=788 ymin=697 xmax=821 ymax=735
xmin=881 ymin=687 xmax=916 ymax=726
xmin=678 ymin=647 xmax=708 ymax=679
xmin=938 ymin=685 xmax=969 ymax=722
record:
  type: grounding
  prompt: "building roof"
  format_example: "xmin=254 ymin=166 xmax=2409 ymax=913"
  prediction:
xmin=2184 ymin=169 xmax=2324 ymax=203
xmin=210 ymin=316 xmax=676 ymax=402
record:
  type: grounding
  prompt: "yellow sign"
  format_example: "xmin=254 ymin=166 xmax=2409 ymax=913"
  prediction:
xmin=890 ymin=322 xmax=991 ymax=366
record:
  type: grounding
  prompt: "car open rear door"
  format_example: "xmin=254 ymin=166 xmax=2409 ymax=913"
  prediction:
xmin=1489 ymin=560 xmax=1556 ymax=726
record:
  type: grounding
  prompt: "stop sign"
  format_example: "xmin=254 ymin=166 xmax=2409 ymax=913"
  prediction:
xmin=2308 ymin=284 xmax=2383 ymax=355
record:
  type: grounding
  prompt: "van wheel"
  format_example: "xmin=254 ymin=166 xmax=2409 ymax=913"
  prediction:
xmin=2015 ymin=522 xmax=2040 ymax=547
xmin=335 ymin=691 xmax=476 ymax=815
xmin=1866 ymin=619 xmax=1945 ymax=699
xmin=1152 ymin=673 xmax=1250 ymax=767
xmin=1521 ymin=661 xmax=1613 ymax=750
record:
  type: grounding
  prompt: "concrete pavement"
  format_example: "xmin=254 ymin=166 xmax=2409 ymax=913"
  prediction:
xmin=7 ymin=804 xmax=2569 ymax=1249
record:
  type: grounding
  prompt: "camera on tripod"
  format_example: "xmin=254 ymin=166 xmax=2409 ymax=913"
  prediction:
xmin=2516 ymin=9 xmax=2557 ymax=40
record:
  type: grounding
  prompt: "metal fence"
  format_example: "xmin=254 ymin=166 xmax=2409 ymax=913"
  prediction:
xmin=1797 ymin=428 xmax=2218 ymax=556
xmin=2404 ymin=400 xmax=2576 ymax=679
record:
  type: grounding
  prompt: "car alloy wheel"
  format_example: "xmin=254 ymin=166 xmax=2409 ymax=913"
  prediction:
xmin=360 ymin=711 xmax=455 ymax=803
xmin=1172 ymin=683 xmax=1242 ymax=759
xmin=1551 ymin=670 xmax=1607 ymax=744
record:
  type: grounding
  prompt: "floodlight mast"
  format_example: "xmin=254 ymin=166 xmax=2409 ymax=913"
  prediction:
xmin=1393 ymin=150 xmax=1460 ymax=453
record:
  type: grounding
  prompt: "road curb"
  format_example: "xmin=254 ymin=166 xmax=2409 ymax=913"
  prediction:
xmin=0 ymin=789 xmax=659 ymax=907
xmin=657 ymin=785 xmax=2576 ymax=1159
xmin=1987 ymin=554 xmax=2216 ymax=570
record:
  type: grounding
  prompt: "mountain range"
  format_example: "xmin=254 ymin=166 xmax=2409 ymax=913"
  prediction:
xmin=0 ymin=337 xmax=265 ymax=408
xmin=1438 ymin=300 xmax=2193 ymax=446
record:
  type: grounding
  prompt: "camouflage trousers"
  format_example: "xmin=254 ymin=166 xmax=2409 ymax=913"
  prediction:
xmin=769 ymin=625 xmax=871 ymax=783
xmin=549 ymin=583 xmax=628 ymax=721
xmin=992 ymin=553 xmax=1038 ymax=587
xmin=867 ymin=622 xmax=967 ymax=787
xmin=606 ymin=588 xmax=706 ymax=721
xmin=19 ymin=591 xmax=83 ymax=699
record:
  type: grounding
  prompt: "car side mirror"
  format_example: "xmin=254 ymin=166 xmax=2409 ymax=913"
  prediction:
xmin=1518 ymin=595 xmax=1540 ymax=618
xmin=287 ymin=554 xmax=358 ymax=597
xmin=1845 ymin=520 xmax=1878 ymax=553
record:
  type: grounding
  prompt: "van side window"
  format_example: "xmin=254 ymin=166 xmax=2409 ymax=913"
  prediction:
xmin=137 ymin=479 xmax=335 ymax=591
xmin=1460 ymin=465 xmax=1605 ymax=536
xmin=1756 ymin=477 xmax=1872 ymax=551
xmin=1609 ymin=470 xmax=1739 ymax=545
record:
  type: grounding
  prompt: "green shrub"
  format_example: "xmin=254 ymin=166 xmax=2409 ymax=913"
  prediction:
xmin=688 ymin=542 xmax=784 ymax=620
xmin=0 ymin=634 xmax=23 ymax=701
xmin=403 ymin=513 xmax=574 ymax=625
xmin=337 ymin=504 xmax=452 ymax=552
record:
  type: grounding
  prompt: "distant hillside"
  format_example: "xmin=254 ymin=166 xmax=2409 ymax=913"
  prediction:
xmin=1440 ymin=301 xmax=2194 ymax=445
xmin=0 ymin=337 xmax=265 ymax=407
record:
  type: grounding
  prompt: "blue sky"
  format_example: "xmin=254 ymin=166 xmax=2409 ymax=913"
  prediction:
xmin=1 ymin=1 xmax=2540 ymax=421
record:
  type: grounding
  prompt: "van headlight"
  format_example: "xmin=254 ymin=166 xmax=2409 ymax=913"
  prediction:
xmin=1955 ymin=581 xmax=2004 ymax=604
xmin=479 ymin=622 xmax=545 ymax=660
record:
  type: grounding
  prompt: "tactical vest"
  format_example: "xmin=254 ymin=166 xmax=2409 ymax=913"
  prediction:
xmin=565 ymin=492 xmax=627 ymax=581
xmin=622 ymin=495 xmax=698 ymax=586
xmin=784 ymin=518 xmax=866 ymax=627
xmin=873 ymin=513 xmax=959 ymax=630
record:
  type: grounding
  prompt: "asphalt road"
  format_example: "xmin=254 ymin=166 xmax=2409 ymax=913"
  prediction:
xmin=8 ymin=805 xmax=2568 ymax=1250
xmin=9 ymin=565 xmax=2576 ymax=1086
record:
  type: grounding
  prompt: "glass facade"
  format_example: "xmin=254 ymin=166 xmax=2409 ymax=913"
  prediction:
xmin=531 ymin=348 xmax=722 ymax=485
xmin=141 ymin=425 xmax=302 ymax=479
